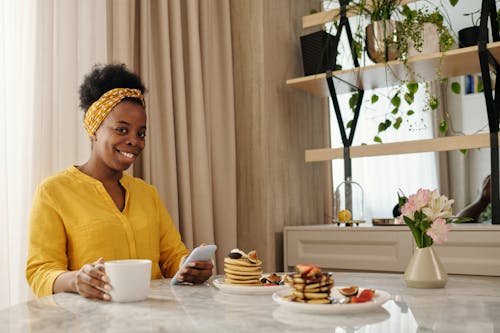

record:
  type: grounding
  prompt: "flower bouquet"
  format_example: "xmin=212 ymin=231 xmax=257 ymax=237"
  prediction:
xmin=396 ymin=189 xmax=471 ymax=248
xmin=397 ymin=189 xmax=471 ymax=288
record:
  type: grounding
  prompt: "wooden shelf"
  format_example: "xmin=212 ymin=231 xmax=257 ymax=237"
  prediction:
xmin=305 ymin=133 xmax=495 ymax=162
xmin=287 ymin=41 xmax=500 ymax=97
xmin=303 ymin=0 xmax=418 ymax=29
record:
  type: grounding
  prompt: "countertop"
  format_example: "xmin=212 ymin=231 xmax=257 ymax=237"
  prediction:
xmin=1 ymin=272 xmax=499 ymax=332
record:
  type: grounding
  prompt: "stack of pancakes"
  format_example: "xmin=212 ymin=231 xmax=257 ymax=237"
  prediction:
xmin=285 ymin=264 xmax=334 ymax=304
xmin=224 ymin=249 xmax=263 ymax=285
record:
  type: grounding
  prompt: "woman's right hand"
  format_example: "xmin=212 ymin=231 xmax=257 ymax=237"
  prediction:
xmin=74 ymin=257 xmax=111 ymax=301
xmin=481 ymin=175 xmax=491 ymax=203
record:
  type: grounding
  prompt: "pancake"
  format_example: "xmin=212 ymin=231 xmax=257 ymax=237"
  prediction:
xmin=224 ymin=263 xmax=262 ymax=272
xmin=224 ymin=277 xmax=261 ymax=285
xmin=285 ymin=264 xmax=334 ymax=304
xmin=224 ymin=257 xmax=263 ymax=267
xmin=225 ymin=272 xmax=262 ymax=281
xmin=292 ymin=290 xmax=330 ymax=299
xmin=223 ymin=248 xmax=263 ymax=286
xmin=224 ymin=267 xmax=262 ymax=276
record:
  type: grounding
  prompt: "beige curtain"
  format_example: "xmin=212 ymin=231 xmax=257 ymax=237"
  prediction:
xmin=107 ymin=0 xmax=237 ymax=270
xmin=230 ymin=0 xmax=328 ymax=272
xmin=107 ymin=0 xmax=327 ymax=273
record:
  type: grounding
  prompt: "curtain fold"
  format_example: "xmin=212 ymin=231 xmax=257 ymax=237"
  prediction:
xmin=0 ymin=0 xmax=107 ymax=309
xmin=108 ymin=0 xmax=237 ymax=270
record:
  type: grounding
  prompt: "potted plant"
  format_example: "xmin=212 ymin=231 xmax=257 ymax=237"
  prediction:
xmin=353 ymin=0 xmax=402 ymax=63
xmin=397 ymin=5 xmax=455 ymax=58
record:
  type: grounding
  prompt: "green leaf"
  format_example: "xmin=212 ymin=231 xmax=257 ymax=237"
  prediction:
xmin=404 ymin=92 xmax=414 ymax=105
xmin=451 ymin=82 xmax=461 ymax=94
xmin=371 ymin=94 xmax=379 ymax=104
xmin=374 ymin=136 xmax=382 ymax=143
xmin=391 ymin=95 xmax=401 ymax=108
xmin=346 ymin=120 xmax=353 ymax=128
xmin=478 ymin=81 xmax=484 ymax=92
xmin=349 ymin=93 xmax=359 ymax=109
xmin=460 ymin=149 xmax=468 ymax=156
xmin=439 ymin=120 xmax=448 ymax=134
xmin=407 ymin=110 xmax=415 ymax=116
xmin=449 ymin=0 xmax=458 ymax=7
xmin=378 ymin=122 xmax=387 ymax=132
xmin=406 ymin=82 xmax=419 ymax=94
xmin=391 ymin=108 xmax=398 ymax=115
xmin=429 ymin=97 xmax=439 ymax=110
xmin=394 ymin=117 xmax=402 ymax=129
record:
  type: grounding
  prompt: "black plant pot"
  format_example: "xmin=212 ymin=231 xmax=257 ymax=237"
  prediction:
xmin=458 ymin=26 xmax=487 ymax=48
xmin=300 ymin=30 xmax=336 ymax=76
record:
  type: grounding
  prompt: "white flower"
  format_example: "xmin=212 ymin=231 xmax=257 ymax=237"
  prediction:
xmin=421 ymin=190 xmax=453 ymax=221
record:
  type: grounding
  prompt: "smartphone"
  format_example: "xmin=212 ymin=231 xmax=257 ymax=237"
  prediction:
xmin=170 ymin=244 xmax=217 ymax=285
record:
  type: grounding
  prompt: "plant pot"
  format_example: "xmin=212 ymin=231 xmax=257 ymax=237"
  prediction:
xmin=300 ymin=30 xmax=336 ymax=76
xmin=404 ymin=246 xmax=447 ymax=289
xmin=458 ymin=26 xmax=485 ymax=48
xmin=407 ymin=23 xmax=440 ymax=57
xmin=365 ymin=20 xmax=399 ymax=63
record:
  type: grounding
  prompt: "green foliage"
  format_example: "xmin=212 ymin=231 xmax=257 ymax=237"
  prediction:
xmin=398 ymin=5 xmax=455 ymax=58
xmin=429 ymin=96 xmax=439 ymax=110
xmin=451 ymin=82 xmax=461 ymax=94
xmin=439 ymin=119 xmax=448 ymax=134
xmin=371 ymin=94 xmax=379 ymax=104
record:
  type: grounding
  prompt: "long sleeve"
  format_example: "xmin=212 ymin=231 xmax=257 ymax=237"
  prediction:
xmin=26 ymin=185 xmax=69 ymax=297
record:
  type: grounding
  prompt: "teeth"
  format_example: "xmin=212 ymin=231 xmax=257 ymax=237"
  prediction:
xmin=120 ymin=151 xmax=134 ymax=158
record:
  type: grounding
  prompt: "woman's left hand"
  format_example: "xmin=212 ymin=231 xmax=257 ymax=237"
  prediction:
xmin=177 ymin=260 xmax=214 ymax=284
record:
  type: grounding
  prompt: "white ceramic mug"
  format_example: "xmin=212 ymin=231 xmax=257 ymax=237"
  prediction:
xmin=100 ymin=259 xmax=152 ymax=302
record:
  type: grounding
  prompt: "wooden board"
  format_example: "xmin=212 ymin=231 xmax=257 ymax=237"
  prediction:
xmin=305 ymin=133 xmax=496 ymax=162
xmin=287 ymin=42 xmax=500 ymax=97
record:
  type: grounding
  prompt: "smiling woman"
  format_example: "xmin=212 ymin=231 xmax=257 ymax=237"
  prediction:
xmin=25 ymin=64 xmax=215 ymax=301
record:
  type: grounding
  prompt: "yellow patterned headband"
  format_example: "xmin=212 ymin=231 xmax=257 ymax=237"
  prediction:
xmin=84 ymin=87 xmax=145 ymax=137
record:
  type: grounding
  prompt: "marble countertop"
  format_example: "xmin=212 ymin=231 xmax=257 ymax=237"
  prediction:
xmin=2 ymin=272 xmax=500 ymax=332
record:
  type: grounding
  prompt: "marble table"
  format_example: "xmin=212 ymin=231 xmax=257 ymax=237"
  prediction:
xmin=1 ymin=272 xmax=499 ymax=332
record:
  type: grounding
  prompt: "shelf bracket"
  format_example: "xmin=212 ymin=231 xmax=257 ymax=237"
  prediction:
xmin=479 ymin=0 xmax=500 ymax=224
xmin=326 ymin=0 xmax=364 ymax=181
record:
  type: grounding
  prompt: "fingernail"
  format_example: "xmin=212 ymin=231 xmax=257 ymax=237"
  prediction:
xmin=103 ymin=294 xmax=111 ymax=301
xmin=101 ymin=275 xmax=110 ymax=283
xmin=188 ymin=262 xmax=196 ymax=267
xmin=104 ymin=284 xmax=112 ymax=291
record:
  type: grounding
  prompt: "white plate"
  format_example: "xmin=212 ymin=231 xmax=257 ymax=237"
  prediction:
xmin=272 ymin=287 xmax=391 ymax=314
xmin=212 ymin=277 xmax=290 ymax=295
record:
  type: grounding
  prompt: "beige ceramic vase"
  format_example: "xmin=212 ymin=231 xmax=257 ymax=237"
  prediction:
xmin=404 ymin=246 xmax=447 ymax=288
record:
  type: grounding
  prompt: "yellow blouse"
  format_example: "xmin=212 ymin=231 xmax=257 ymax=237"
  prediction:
xmin=26 ymin=166 xmax=188 ymax=297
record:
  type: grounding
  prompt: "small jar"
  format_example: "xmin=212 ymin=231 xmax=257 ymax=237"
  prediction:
xmin=334 ymin=177 xmax=364 ymax=222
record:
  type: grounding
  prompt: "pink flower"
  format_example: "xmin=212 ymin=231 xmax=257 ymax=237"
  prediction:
xmin=426 ymin=218 xmax=451 ymax=244
xmin=399 ymin=188 xmax=432 ymax=220
xmin=408 ymin=189 xmax=432 ymax=211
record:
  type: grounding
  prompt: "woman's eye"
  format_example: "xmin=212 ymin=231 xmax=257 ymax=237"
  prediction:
xmin=138 ymin=132 xmax=146 ymax=139
xmin=115 ymin=128 xmax=127 ymax=134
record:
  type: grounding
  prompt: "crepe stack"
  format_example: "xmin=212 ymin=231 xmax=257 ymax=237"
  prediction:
xmin=223 ymin=249 xmax=263 ymax=285
xmin=284 ymin=264 xmax=334 ymax=304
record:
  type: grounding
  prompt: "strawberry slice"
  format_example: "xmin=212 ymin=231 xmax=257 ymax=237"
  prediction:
xmin=350 ymin=289 xmax=375 ymax=303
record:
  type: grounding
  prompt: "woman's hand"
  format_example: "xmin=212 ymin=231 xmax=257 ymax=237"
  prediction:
xmin=480 ymin=175 xmax=491 ymax=203
xmin=74 ymin=257 xmax=111 ymax=300
xmin=177 ymin=259 xmax=214 ymax=284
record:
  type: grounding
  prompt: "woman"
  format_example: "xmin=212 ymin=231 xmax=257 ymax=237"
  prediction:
xmin=26 ymin=64 xmax=213 ymax=300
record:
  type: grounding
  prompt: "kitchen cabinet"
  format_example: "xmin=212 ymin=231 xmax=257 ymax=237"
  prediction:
xmin=284 ymin=224 xmax=500 ymax=275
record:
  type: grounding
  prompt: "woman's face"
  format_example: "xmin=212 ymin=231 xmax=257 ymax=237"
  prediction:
xmin=92 ymin=100 xmax=147 ymax=173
